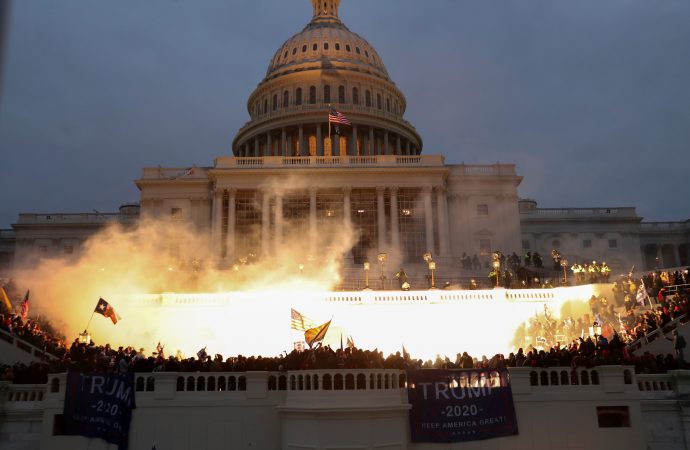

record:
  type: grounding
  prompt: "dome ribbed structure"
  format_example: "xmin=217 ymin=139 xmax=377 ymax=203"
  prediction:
xmin=232 ymin=0 xmax=422 ymax=158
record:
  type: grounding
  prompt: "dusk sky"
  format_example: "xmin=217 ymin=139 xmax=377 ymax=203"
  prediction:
xmin=1 ymin=0 xmax=689 ymax=228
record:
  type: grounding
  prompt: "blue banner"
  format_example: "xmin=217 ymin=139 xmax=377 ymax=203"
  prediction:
xmin=63 ymin=372 xmax=136 ymax=450
xmin=407 ymin=369 xmax=518 ymax=442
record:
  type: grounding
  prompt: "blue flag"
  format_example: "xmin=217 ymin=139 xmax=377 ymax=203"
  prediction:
xmin=63 ymin=372 xmax=136 ymax=449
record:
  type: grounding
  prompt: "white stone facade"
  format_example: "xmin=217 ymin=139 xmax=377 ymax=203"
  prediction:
xmin=2 ymin=366 xmax=689 ymax=449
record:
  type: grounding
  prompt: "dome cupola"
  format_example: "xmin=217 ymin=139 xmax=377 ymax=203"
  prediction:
xmin=232 ymin=0 xmax=422 ymax=158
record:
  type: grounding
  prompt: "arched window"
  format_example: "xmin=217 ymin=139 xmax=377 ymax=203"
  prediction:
xmin=263 ymin=98 xmax=268 ymax=114
xmin=324 ymin=85 xmax=331 ymax=103
xmin=346 ymin=44 xmax=351 ymax=52
xmin=364 ymin=50 xmax=369 ymax=57
xmin=324 ymin=42 xmax=329 ymax=50
xmin=302 ymin=44 xmax=307 ymax=53
xmin=376 ymin=94 xmax=382 ymax=109
xmin=386 ymin=98 xmax=390 ymax=112
xmin=283 ymin=50 xmax=288 ymax=59
xmin=272 ymin=94 xmax=278 ymax=111
xmin=352 ymin=87 xmax=359 ymax=105
xmin=283 ymin=90 xmax=289 ymax=107
xmin=295 ymin=88 xmax=302 ymax=106
xmin=338 ymin=85 xmax=345 ymax=103
xmin=365 ymin=90 xmax=371 ymax=107
xmin=355 ymin=47 xmax=360 ymax=54
xmin=309 ymin=86 xmax=316 ymax=104
xmin=335 ymin=43 xmax=340 ymax=50
xmin=292 ymin=47 xmax=297 ymax=55
xmin=312 ymin=43 xmax=317 ymax=51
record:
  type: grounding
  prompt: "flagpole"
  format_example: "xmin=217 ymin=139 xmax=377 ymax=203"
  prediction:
xmin=328 ymin=104 xmax=331 ymax=142
xmin=84 ymin=310 xmax=96 ymax=333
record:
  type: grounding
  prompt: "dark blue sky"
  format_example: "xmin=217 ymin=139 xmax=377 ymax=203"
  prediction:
xmin=1 ymin=0 xmax=689 ymax=227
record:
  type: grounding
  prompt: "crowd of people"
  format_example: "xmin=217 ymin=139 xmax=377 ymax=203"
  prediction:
xmin=2 ymin=268 xmax=689 ymax=385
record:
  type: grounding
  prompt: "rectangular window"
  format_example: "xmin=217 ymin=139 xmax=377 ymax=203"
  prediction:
xmin=583 ymin=239 xmax=592 ymax=248
xmin=171 ymin=207 xmax=182 ymax=220
xmin=597 ymin=406 xmax=630 ymax=428
xmin=522 ymin=240 xmax=530 ymax=250
xmin=609 ymin=239 xmax=618 ymax=249
xmin=479 ymin=239 xmax=491 ymax=256
xmin=477 ymin=204 xmax=489 ymax=216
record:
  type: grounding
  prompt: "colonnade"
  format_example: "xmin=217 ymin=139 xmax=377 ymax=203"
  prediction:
xmin=211 ymin=185 xmax=451 ymax=264
xmin=235 ymin=123 xmax=418 ymax=157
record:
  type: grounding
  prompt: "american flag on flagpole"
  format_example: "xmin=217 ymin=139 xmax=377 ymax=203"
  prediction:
xmin=328 ymin=108 xmax=351 ymax=125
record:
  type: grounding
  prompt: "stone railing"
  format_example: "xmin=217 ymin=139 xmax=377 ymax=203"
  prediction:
xmin=15 ymin=213 xmax=137 ymax=225
xmin=640 ymin=222 xmax=690 ymax=232
xmin=637 ymin=374 xmax=676 ymax=394
xmin=0 ymin=328 xmax=58 ymax=361
xmin=626 ymin=313 xmax=688 ymax=352
xmin=520 ymin=207 xmax=638 ymax=218
xmin=213 ymin=155 xmax=445 ymax=169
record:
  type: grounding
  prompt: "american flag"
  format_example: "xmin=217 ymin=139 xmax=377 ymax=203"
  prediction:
xmin=291 ymin=308 xmax=315 ymax=331
xmin=328 ymin=108 xmax=351 ymax=126
xmin=20 ymin=290 xmax=29 ymax=321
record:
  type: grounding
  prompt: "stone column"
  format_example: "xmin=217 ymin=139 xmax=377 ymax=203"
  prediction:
xmin=369 ymin=127 xmax=375 ymax=155
xmin=396 ymin=135 xmax=401 ymax=156
xmin=377 ymin=187 xmax=386 ymax=253
xmin=390 ymin=187 xmax=400 ymax=252
xmin=423 ymin=186 xmax=435 ymax=254
xmin=436 ymin=186 xmax=451 ymax=257
xmin=405 ymin=141 xmax=411 ymax=156
xmin=281 ymin=128 xmax=287 ymax=157
xmin=316 ymin=124 xmax=323 ymax=156
xmin=384 ymin=131 xmax=389 ymax=155
xmin=254 ymin=136 xmax=259 ymax=157
xmin=274 ymin=193 xmax=283 ymax=254
xmin=212 ymin=189 xmax=224 ymax=260
xmin=261 ymin=190 xmax=270 ymax=257
xmin=266 ymin=133 xmax=272 ymax=157
xmin=226 ymin=188 xmax=237 ymax=262
xmin=333 ymin=131 xmax=340 ymax=156
xmin=298 ymin=125 xmax=305 ymax=156
xmin=351 ymin=125 xmax=358 ymax=156
xmin=310 ymin=187 xmax=317 ymax=256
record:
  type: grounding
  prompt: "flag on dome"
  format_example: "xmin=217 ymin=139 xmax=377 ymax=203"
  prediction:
xmin=197 ymin=346 xmax=207 ymax=360
xmin=94 ymin=297 xmax=120 ymax=325
xmin=304 ymin=319 xmax=331 ymax=348
xmin=347 ymin=335 xmax=355 ymax=349
xmin=291 ymin=308 xmax=315 ymax=331
xmin=328 ymin=108 xmax=351 ymax=126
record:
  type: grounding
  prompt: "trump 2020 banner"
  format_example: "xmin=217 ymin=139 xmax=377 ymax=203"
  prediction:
xmin=63 ymin=372 xmax=136 ymax=449
xmin=407 ymin=369 xmax=518 ymax=442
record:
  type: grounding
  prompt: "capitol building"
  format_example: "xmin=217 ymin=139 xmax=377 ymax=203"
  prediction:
xmin=2 ymin=0 xmax=689 ymax=282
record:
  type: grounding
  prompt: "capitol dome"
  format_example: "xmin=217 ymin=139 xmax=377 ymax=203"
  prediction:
xmin=232 ymin=0 xmax=422 ymax=158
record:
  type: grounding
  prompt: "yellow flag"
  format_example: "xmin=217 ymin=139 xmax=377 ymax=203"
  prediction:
xmin=0 ymin=287 xmax=12 ymax=312
xmin=304 ymin=320 xmax=332 ymax=348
